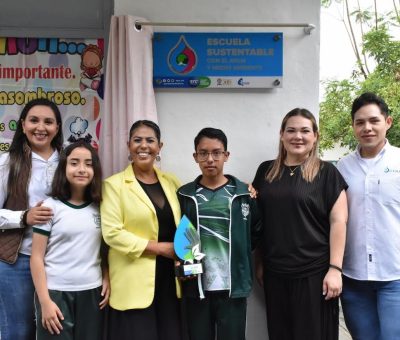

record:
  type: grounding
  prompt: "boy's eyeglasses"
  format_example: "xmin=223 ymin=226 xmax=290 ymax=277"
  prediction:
xmin=195 ymin=151 xmax=226 ymax=161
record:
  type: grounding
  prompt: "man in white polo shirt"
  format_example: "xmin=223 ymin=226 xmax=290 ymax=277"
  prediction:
xmin=337 ymin=92 xmax=400 ymax=340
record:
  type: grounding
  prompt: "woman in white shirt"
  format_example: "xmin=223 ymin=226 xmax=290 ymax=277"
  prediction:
xmin=0 ymin=98 xmax=63 ymax=340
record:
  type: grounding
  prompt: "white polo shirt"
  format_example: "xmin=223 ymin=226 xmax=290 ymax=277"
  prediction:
xmin=337 ymin=141 xmax=400 ymax=281
xmin=33 ymin=198 xmax=102 ymax=291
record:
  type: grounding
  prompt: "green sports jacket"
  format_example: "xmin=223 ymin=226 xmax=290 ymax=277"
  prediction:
xmin=177 ymin=175 xmax=262 ymax=299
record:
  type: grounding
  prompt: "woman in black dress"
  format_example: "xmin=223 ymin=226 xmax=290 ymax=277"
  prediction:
xmin=253 ymin=108 xmax=348 ymax=340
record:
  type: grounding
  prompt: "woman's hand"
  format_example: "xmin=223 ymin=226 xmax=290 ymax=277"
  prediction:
xmin=99 ymin=270 xmax=110 ymax=309
xmin=145 ymin=241 xmax=176 ymax=259
xmin=40 ymin=299 xmax=64 ymax=335
xmin=322 ymin=268 xmax=342 ymax=300
xmin=26 ymin=201 xmax=53 ymax=225
xmin=158 ymin=242 xmax=176 ymax=259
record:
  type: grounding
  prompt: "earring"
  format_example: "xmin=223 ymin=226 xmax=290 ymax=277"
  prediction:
xmin=156 ymin=154 xmax=161 ymax=162
xmin=128 ymin=154 xmax=132 ymax=162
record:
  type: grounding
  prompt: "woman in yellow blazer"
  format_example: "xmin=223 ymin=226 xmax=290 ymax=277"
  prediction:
xmin=101 ymin=120 xmax=182 ymax=340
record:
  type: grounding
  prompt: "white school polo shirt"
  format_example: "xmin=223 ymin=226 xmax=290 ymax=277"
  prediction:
xmin=33 ymin=198 xmax=102 ymax=291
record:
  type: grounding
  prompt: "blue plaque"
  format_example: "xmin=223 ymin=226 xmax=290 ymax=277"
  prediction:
xmin=153 ymin=32 xmax=283 ymax=88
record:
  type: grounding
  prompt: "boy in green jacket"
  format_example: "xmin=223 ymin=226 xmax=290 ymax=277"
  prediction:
xmin=177 ymin=127 xmax=262 ymax=340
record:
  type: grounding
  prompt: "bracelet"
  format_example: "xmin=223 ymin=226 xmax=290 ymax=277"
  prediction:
xmin=329 ymin=264 xmax=343 ymax=273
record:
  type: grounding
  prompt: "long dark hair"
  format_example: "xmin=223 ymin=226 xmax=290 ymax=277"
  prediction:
xmin=6 ymin=99 xmax=63 ymax=210
xmin=50 ymin=141 xmax=102 ymax=204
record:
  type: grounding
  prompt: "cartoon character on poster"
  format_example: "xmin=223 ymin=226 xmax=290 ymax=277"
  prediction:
xmin=65 ymin=116 xmax=97 ymax=149
xmin=79 ymin=44 xmax=103 ymax=92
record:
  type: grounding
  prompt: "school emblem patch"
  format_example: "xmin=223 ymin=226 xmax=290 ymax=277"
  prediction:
xmin=93 ymin=213 xmax=101 ymax=228
xmin=241 ymin=203 xmax=249 ymax=220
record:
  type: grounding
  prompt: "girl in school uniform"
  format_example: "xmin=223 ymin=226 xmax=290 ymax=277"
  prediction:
xmin=30 ymin=141 xmax=110 ymax=340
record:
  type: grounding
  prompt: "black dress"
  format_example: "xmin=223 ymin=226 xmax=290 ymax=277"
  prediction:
xmin=253 ymin=161 xmax=348 ymax=340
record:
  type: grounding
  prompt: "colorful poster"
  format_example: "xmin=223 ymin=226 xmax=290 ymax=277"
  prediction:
xmin=0 ymin=37 xmax=104 ymax=152
xmin=153 ymin=32 xmax=283 ymax=89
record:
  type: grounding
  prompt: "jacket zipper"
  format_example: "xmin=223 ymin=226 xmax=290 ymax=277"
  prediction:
xmin=180 ymin=190 xmax=250 ymax=299
xmin=228 ymin=193 xmax=249 ymax=297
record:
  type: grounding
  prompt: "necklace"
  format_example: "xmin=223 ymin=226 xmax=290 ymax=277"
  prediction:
xmin=288 ymin=165 xmax=300 ymax=176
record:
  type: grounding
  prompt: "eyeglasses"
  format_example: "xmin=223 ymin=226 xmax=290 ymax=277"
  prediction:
xmin=195 ymin=151 xmax=226 ymax=161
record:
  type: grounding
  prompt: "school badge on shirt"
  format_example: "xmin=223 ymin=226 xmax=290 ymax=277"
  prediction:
xmin=241 ymin=203 xmax=249 ymax=220
xmin=93 ymin=213 xmax=101 ymax=228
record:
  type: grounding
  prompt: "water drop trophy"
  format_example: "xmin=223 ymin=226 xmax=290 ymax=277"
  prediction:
xmin=174 ymin=215 xmax=205 ymax=277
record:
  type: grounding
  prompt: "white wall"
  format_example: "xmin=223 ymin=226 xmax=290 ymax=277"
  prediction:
xmin=115 ymin=0 xmax=320 ymax=183
xmin=115 ymin=1 xmax=320 ymax=339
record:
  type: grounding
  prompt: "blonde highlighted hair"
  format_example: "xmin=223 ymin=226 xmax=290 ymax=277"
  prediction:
xmin=266 ymin=108 xmax=321 ymax=183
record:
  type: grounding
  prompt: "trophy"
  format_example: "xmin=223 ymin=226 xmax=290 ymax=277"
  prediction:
xmin=174 ymin=215 xmax=205 ymax=277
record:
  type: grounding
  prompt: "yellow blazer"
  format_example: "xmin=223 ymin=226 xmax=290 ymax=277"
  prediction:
xmin=101 ymin=165 xmax=181 ymax=310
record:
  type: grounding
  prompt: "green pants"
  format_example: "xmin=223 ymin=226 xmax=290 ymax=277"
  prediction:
xmin=184 ymin=291 xmax=247 ymax=340
xmin=35 ymin=287 xmax=104 ymax=340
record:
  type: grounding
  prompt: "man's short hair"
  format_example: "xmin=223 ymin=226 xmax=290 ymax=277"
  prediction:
xmin=351 ymin=92 xmax=389 ymax=121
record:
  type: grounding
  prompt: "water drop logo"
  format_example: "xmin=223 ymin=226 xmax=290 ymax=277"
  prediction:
xmin=167 ymin=35 xmax=197 ymax=75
